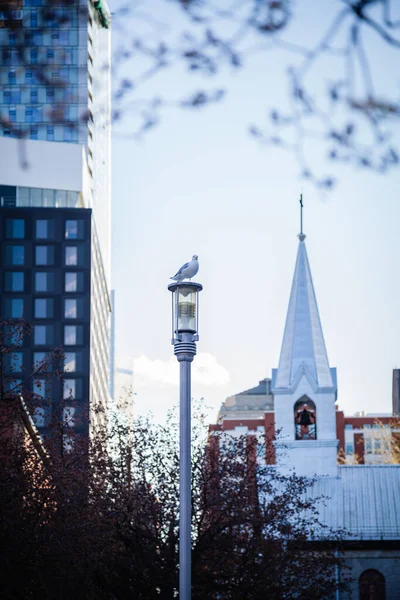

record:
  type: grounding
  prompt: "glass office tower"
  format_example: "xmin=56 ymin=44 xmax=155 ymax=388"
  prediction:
xmin=0 ymin=0 xmax=112 ymax=436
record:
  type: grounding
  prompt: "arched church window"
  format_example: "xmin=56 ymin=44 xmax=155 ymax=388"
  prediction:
xmin=294 ymin=396 xmax=316 ymax=440
xmin=359 ymin=569 xmax=386 ymax=600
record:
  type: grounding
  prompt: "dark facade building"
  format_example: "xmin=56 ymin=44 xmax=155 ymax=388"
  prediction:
xmin=0 ymin=205 xmax=93 ymax=435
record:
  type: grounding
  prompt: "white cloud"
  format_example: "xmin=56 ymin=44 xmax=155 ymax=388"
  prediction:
xmin=133 ymin=352 xmax=230 ymax=387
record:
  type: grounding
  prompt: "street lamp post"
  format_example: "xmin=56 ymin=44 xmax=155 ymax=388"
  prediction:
xmin=168 ymin=281 xmax=202 ymax=600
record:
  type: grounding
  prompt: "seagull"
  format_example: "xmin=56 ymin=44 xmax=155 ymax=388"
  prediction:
xmin=170 ymin=255 xmax=199 ymax=282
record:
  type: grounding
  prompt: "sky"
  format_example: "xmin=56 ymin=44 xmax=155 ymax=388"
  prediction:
xmin=110 ymin=1 xmax=400 ymax=423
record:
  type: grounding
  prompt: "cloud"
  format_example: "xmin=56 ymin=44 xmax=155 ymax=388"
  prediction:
xmin=133 ymin=352 xmax=230 ymax=387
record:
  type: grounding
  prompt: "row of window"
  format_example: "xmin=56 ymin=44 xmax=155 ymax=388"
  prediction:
xmin=2 ymin=88 xmax=73 ymax=103
xmin=345 ymin=423 xmax=384 ymax=430
xmin=39 ymin=324 xmax=83 ymax=346
xmin=3 ymin=323 xmax=85 ymax=346
xmin=3 ymin=271 xmax=85 ymax=293
xmin=8 ymin=30 xmax=73 ymax=46
xmin=4 ymin=350 xmax=82 ymax=374
xmin=2 ymin=125 xmax=79 ymax=143
xmin=4 ymin=245 xmax=84 ymax=266
xmin=4 ymin=48 xmax=80 ymax=68
xmin=7 ymin=105 xmax=69 ymax=124
xmin=3 ymin=86 xmax=75 ymax=104
xmin=4 ymin=245 xmax=83 ymax=266
xmin=5 ymin=297 xmax=84 ymax=319
xmin=13 ymin=187 xmax=81 ymax=209
xmin=33 ymin=406 xmax=77 ymax=429
xmin=3 ymin=218 xmax=85 ymax=240
xmin=4 ymin=67 xmax=80 ymax=84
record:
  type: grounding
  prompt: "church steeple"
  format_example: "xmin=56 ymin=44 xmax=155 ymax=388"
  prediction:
xmin=274 ymin=234 xmax=334 ymax=391
xmin=271 ymin=216 xmax=338 ymax=477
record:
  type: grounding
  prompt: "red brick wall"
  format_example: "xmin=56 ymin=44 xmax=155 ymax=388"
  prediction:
xmin=354 ymin=433 xmax=365 ymax=464
xmin=264 ymin=413 xmax=275 ymax=464
xmin=336 ymin=409 xmax=345 ymax=454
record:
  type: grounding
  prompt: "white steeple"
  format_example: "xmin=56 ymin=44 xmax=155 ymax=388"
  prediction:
xmin=274 ymin=234 xmax=335 ymax=392
xmin=272 ymin=227 xmax=338 ymax=477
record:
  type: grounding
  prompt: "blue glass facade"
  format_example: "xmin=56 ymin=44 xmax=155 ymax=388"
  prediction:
xmin=0 ymin=2 xmax=83 ymax=142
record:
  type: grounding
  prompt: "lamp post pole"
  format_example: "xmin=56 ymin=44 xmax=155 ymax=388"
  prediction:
xmin=168 ymin=282 xmax=202 ymax=600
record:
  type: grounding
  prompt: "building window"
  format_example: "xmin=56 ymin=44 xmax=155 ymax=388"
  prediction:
xmin=59 ymin=31 xmax=69 ymax=45
xmin=36 ymin=219 xmax=54 ymax=239
xmin=34 ymin=325 xmax=53 ymax=345
xmin=294 ymin=396 xmax=317 ymax=440
xmin=34 ymin=352 xmax=51 ymax=372
xmin=7 ymin=352 xmax=23 ymax=373
xmin=65 ymin=219 xmax=84 ymax=240
xmin=31 ymin=49 xmax=38 ymax=64
xmin=64 ymin=299 xmax=82 ymax=319
xmin=63 ymin=379 xmax=81 ymax=400
xmin=6 ymin=219 xmax=24 ymax=239
xmin=34 ymin=298 xmax=54 ymax=319
xmin=64 ymin=325 xmax=83 ymax=346
xmin=32 ymin=32 xmax=42 ymax=46
xmin=9 ymin=70 xmax=16 ymax=84
xmin=4 ymin=378 xmax=23 ymax=395
xmin=65 ymin=272 xmax=83 ymax=292
xmin=5 ymin=272 xmax=24 ymax=292
xmin=35 ymin=246 xmax=54 ymax=266
xmin=33 ymin=407 xmax=50 ymax=428
xmin=9 ymin=107 xmax=16 ymax=122
xmin=359 ymin=569 xmax=386 ymax=600
xmin=64 ymin=352 xmax=76 ymax=372
xmin=64 ymin=299 xmax=77 ymax=319
xmin=31 ymin=11 xmax=37 ymax=26
xmin=3 ymin=324 xmax=23 ymax=347
xmin=63 ymin=406 xmax=76 ymax=428
xmin=6 ymin=245 xmax=25 ymax=265
xmin=63 ymin=379 xmax=76 ymax=399
xmin=5 ymin=298 xmax=24 ymax=318
xmin=65 ymin=246 xmax=78 ymax=266
xmin=345 ymin=443 xmax=354 ymax=455
xmin=35 ymin=272 xmax=54 ymax=293
xmin=30 ymin=126 xmax=38 ymax=140
xmin=47 ymin=127 xmax=54 ymax=141
xmin=33 ymin=379 xmax=51 ymax=400
xmin=345 ymin=424 xmax=353 ymax=430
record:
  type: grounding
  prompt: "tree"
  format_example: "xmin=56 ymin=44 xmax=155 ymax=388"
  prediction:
xmin=0 ymin=329 xmax=348 ymax=600
xmin=1 ymin=0 xmax=399 ymax=188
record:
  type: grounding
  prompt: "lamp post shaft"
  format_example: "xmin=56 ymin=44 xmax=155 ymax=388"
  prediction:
xmin=168 ymin=281 xmax=202 ymax=600
xmin=179 ymin=357 xmax=192 ymax=600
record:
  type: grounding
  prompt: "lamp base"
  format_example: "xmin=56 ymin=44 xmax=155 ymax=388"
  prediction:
xmin=174 ymin=339 xmax=197 ymax=362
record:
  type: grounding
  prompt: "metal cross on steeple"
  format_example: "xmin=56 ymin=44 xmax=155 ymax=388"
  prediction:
xmin=300 ymin=193 xmax=303 ymax=235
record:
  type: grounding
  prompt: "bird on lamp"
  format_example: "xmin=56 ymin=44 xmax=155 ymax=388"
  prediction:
xmin=170 ymin=255 xmax=199 ymax=282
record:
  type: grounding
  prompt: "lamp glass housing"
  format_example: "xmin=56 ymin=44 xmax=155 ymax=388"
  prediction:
xmin=177 ymin=286 xmax=197 ymax=332
xmin=169 ymin=282 xmax=202 ymax=340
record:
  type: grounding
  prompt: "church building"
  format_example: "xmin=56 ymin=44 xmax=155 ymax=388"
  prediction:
xmin=210 ymin=229 xmax=400 ymax=599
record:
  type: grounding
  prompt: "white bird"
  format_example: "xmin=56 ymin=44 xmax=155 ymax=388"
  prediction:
xmin=170 ymin=255 xmax=199 ymax=282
